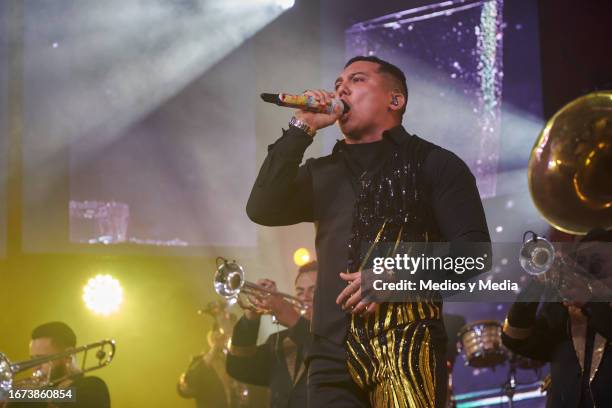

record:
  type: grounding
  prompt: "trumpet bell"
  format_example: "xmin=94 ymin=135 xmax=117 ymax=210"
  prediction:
xmin=519 ymin=236 xmax=555 ymax=276
xmin=214 ymin=259 xmax=245 ymax=298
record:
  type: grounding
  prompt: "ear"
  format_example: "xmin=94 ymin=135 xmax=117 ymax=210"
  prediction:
xmin=389 ymin=92 xmax=405 ymax=112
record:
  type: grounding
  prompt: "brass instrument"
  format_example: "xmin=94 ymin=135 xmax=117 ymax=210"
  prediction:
xmin=0 ymin=340 xmax=115 ymax=391
xmin=519 ymin=232 xmax=559 ymax=276
xmin=528 ymin=91 xmax=612 ymax=235
xmin=520 ymin=91 xmax=612 ymax=276
xmin=194 ymin=299 xmax=250 ymax=408
xmin=518 ymin=232 xmax=583 ymax=290
xmin=214 ymin=257 xmax=307 ymax=315
xmin=197 ymin=299 xmax=237 ymax=339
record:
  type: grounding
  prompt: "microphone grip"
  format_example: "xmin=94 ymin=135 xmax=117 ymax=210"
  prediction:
xmin=261 ymin=93 xmax=348 ymax=114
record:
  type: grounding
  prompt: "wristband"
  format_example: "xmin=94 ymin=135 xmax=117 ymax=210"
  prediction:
xmin=289 ymin=116 xmax=316 ymax=137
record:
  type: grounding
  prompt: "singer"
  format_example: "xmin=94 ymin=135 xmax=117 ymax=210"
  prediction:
xmin=247 ymin=56 xmax=490 ymax=408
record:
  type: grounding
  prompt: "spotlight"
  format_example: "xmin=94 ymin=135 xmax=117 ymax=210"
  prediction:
xmin=275 ymin=0 xmax=295 ymax=10
xmin=293 ymin=248 xmax=310 ymax=266
xmin=83 ymin=274 xmax=124 ymax=316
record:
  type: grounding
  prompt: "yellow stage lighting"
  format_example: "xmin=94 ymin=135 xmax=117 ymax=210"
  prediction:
xmin=293 ymin=248 xmax=310 ymax=266
xmin=83 ymin=274 xmax=123 ymax=316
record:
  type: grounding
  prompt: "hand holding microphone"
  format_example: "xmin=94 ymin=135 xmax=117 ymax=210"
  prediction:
xmin=260 ymin=89 xmax=348 ymax=136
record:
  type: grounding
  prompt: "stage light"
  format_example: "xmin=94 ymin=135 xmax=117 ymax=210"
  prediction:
xmin=293 ymin=247 xmax=310 ymax=266
xmin=83 ymin=274 xmax=124 ymax=316
xmin=25 ymin=0 xmax=294 ymax=166
xmin=275 ymin=0 xmax=295 ymax=10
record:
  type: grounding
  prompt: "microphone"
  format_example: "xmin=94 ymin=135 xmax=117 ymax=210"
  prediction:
xmin=260 ymin=92 xmax=349 ymax=114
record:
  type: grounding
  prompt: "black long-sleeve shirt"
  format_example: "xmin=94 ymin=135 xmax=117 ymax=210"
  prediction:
xmin=247 ymin=125 xmax=490 ymax=343
xmin=226 ymin=316 xmax=310 ymax=408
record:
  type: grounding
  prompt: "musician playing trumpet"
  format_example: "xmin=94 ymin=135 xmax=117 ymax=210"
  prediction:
xmin=226 ymin=261 xmax=317 ymax=408
xmin=502 ymin=229 xmax=612 ymax=408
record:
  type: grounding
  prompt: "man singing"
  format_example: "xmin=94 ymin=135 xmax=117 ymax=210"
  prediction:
xmin=247 ymin=56 xmax=489 ymax=407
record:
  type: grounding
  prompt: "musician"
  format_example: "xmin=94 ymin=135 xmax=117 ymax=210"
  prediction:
xmin=502 ymin=228 xmax=612 ymax=408
xmin=225 ymin=261 xmax=317 ymax=408
xmin=7 ymin=321 xmax=111 ymax=408
xmin=177 ymin=312 xmax=249 ymax=408
xmin=247 ymin=56 xmax=489 ymax=407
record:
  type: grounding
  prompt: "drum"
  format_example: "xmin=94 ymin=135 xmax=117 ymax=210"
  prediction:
xmin=457 ymin=320 xmax=507 ymax=368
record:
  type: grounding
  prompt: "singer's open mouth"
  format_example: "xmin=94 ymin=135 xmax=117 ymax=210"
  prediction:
xmin=340 ymin=111 xmax=350 ymax=124
xmin=340 ymin=99 xmax=351 ymax=118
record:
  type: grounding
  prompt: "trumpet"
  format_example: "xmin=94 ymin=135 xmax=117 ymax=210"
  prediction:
xmin=0 ymin=340 xmax=115 ymax=392
xmin=519 ymin=232 xmax=557 ymax=276
xmin=213 ymin=257 xmax=308 ymax=316
xmin=518 ymin=231 xmax=583 ymax=291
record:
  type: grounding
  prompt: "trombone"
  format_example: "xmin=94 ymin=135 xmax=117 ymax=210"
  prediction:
xmin=213 ymin=257 xmax=308 ymax=316
xmin=0 ymin=339 xmax=116 ymax=392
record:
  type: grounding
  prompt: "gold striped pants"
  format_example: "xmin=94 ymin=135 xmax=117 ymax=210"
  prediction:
xmin=346 ymin=303 xmax=447 ymax=408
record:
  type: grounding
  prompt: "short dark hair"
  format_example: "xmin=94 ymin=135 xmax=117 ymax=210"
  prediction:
xmin=31 ymin=322 xmax=77 ymax=349
xmin=295 ymin=260 xmax=318 ymax=284
xmin=345 ymin=55 xmax=408 ymax=113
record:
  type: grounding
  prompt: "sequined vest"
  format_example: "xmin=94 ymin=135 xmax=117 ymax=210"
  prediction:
xmin=347 ymin=134 xmax=443 ymax=338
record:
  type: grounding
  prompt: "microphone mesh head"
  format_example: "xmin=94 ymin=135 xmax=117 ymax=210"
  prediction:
xmin=260 ymin=93 xmax=279 ymax=104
